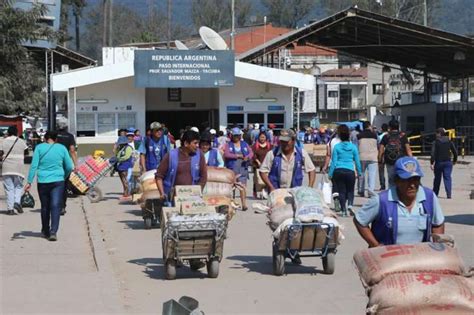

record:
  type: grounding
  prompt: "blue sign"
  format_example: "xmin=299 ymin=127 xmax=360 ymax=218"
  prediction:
xmin=268 ymin=105 xmax=285 ymax=111
xmin=134 ymin=50 xmax=235 ymax=88
xmin=227 ymin=106 xmax=243 ymax=112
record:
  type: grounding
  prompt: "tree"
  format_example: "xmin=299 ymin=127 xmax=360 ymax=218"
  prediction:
xmin=59 ymin=0 xmax=86 ymax=49
xmin=0 ymin=0 xmax=56 ymax=115
xmin=191 ymin=0 xmax=252 ymax=31
xmin=261 ymin=0 xmax=315 ymax=28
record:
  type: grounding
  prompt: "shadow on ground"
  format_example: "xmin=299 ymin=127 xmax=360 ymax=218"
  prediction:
xmin=128 ymin=257 xmax=208 ymax=280
xmin=226 ymin=255 xmax=323 ymax=276
xmin=11 ymin=231 xmax=44 ymax=240
xmin=125 ymin=209 xmax=143 ymax=216
xmin=444 ymin=214 xmax=474 ymax=226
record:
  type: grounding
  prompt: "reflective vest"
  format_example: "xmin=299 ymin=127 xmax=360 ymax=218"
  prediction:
xmin=371 ymin=186 xmax=434 ymax=245
xmin=225 ymin=141 xmax=250 ymax=170
xmin=145 ymin=136 xmax=169 ymax=171
xmin=207 ymin=149 xmax=219 ymax=167
xmin=163 ymin=149 xmax=201 ymax=196
xmin=268 ymin=147 xmax=304 ymax=189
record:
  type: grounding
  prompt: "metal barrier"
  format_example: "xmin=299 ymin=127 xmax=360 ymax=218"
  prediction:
xmin=407 ymin=129 xmax=462 ymax=156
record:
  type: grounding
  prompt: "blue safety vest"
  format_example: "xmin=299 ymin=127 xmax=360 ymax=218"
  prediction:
xmin=145 ymin=136 xmax=169 ymax=171
xmin=207 ymin=149 xmax=219 ymax=167
xmin=224 ymin=141 xmax=250 ymax=170
xmin=371 ymin=186 xmax=434 ymax=245
xmin=268 ymin=146 xmax=304 ymax=189
xmin=163 ymin=149 xmax=201 ymax=196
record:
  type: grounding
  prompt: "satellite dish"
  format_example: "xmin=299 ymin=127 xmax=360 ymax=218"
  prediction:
xmin=199 ymin=26 xmax=228 ymax=50
xmin=174 ymin=40 xmax=189 ymax=50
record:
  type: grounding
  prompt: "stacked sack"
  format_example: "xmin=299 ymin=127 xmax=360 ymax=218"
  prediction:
xmin=137 ymin=170 xmax=161 ymax=207
xmin=266 ymin=187 xmax=344 ymax=245
xmin=353 ymin=243 xmax=474 ymax=314
xmin=203 ymin=167 xmax=237 ymax=220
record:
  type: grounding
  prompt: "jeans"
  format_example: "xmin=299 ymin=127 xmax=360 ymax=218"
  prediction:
xmin=332 ymin=168 xmax=355 ymax=214
xmin=433 ymin=161 xmax=453 ymax=198
xmin=3 ymin=175 xmax=24 ymax=210
xmin=386 ymin=164 xmax=396 ymax=187
xmin=378 ymin=162 xmax=386 ymax=190
xmin=38 ymin=181 xmax=64 ymax=235
xmin=358 ymin=161 xmax=377 ymax=197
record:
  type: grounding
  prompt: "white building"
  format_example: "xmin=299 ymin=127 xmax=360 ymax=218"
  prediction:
xmin=52 ymin=47 xmax=314 ymax=154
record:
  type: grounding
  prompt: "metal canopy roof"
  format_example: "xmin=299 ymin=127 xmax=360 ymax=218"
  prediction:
xmin=238 ymin=7 xmax=474 ymax=78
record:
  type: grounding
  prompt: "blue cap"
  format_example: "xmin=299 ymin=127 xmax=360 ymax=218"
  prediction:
xmin=395 ymin=157 xmax=424 ymax=179
xmin=117 ymin=136 xmax=129 ymax=145
xmin=231 ymin=127 xmax=242 ymax=136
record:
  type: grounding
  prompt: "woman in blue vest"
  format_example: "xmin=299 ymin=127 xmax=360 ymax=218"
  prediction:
xmin=328 ymin=125 xmax=362 ymax=217
xmin=115 ymin=136 xmax=134 ymax=199
xmin=354 ymin=157 xmax=445 ymax=246
xmin=224 ymin=127 xmax=253 ymax=211
xmin=200 ymin=132 xmax=224 ymax=167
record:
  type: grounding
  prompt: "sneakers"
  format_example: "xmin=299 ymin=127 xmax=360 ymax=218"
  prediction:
xmin=6 ymin=210 xmax=15 ymax=215
xmin=14 ymin=203 xmax=23 ymax=214
xmin=48 ymin=234 xmax=57 ymax=242
xmin=60 ymin=208 xmax=66 ymax=216
xmin=41 ymin=230 xmax=50 ymax=238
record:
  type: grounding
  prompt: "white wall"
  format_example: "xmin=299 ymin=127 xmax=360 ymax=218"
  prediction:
xmin=74 ymin=77 xmax=145 ymax=144
xmin=219 ymin=78 xmax=292 ymax=130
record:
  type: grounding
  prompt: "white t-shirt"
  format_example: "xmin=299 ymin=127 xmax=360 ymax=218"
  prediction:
xmin=1 ymin=136 xmax=28 ymax=177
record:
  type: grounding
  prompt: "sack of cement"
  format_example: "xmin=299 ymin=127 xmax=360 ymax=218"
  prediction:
xmin=291 ymin=187 xmax=336 ymax=222
xmin=366 ymin=273 xmax=474 ymax=314
xmin=203 ymin=195 xmax=235 ymax=221
xmin=203 ymin=181 xmax=233 ymax=197
xmin=267 ymin=189 xmax=293 ymax=209
xmin=353 ymin=243 xmax=467 ymax=287
xmin=140 ymin=170 xmax=158 ymax=192
xmin=207 ymin=166 xmax=235 ymax=184
xmin=267 ymin=204 xmax=294 ymax=231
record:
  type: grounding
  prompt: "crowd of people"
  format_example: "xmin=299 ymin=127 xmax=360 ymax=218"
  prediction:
xmin=0 ymin=118 xmax=458 ymax=245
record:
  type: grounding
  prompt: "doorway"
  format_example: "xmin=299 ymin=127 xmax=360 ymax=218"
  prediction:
xmin=146 ymin=110 xmax=213 ymax=137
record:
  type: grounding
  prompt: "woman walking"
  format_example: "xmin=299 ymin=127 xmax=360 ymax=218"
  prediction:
xmin=0 ymin=126 xmax=28 ymax=215
xmin=115 ymin=136 xmax=134 ymax=200
xmin=252 ymin=132 xmax=272 ymax=199
xmin=25 ymin=131 xmax=73 ymax=241
xmin=328 ymin=125 xmax=362 ymax=217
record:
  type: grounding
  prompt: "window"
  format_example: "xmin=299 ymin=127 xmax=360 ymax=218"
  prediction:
xmin=227 ymin=113 xmax=244 ymax=129
xmin=118 ymin=113 xmax=136 ymax=130
xmin=247 ymin=113 xmax=264 ymax=126
xmin=77 ymin=113 xmax=95 ymax=132
xmin=328 ymin=91 xmax=338 ymax=98
xmin=97 ymin=113 xmax=116 ymax=136
xmin=372 ymin=84 xmax=383 ymax=95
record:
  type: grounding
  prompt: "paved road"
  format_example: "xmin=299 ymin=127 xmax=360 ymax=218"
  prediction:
xmin=1 ymin=158 xmax=473 ymax=314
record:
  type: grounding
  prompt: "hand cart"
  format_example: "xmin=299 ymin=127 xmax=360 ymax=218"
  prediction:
xmin=68 ymin=156 xmax=115 ymax=203
xmin=162 ymin=213 xmax=227 ymax=280
xmin=272 ymin=222 xmax=338 ymax=276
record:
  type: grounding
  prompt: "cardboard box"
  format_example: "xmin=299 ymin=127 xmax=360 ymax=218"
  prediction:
xmin=174 ymin=185 xmax=202 ymax=197
xmin=180 ymin=201 xmax=216 ymax=215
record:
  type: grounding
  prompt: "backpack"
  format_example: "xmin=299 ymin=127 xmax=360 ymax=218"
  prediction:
xmin=384 ymin=132 xmax=403 ymax=164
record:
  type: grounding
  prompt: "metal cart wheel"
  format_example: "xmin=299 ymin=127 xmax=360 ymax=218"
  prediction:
xmin=165 ymin=259 xmax=176 ymax=280
xmin=272 ymin=243 xmax=285 ymax=276
xmin=86 ymin=187 xmax=103 ymax=203
xmin=144 ymin=217 xmax=153 ymax=230
xmin=207 ymin=258 xmax=219 ymax=278
xmin=322 ymin=252 xmax=336 ymax=275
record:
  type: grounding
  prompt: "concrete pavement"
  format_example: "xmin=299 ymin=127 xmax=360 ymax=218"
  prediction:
xmin=1 ymin=157 xmax=473 ymax=314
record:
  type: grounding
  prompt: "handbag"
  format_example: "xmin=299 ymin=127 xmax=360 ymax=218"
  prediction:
xmin=21 ymin=191 xmax=35 ymax=208
xmin=317 ymin=172 xmax=332 ymax=205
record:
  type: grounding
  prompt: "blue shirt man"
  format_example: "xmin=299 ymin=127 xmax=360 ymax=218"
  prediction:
xmin=138 ymin=122 xmax=170 ymax=171
xmin=354 ymin=157 xmax=445 ymax=246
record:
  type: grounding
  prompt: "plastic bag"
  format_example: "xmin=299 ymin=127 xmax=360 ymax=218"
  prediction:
xmin=21 ymin=191 xmax=35 ymax=208
xmin=317 ymin=173 xmax=332 ymax=205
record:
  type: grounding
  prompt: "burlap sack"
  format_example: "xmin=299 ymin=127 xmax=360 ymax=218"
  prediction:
xmin=353 ymin=243 xmax=467 ymax=287
xmin=367 ymin=273 xmax=474 ymax=314
xmin=203 ymin=182 xmax=233 ymax=197
xmin=203 ymin=195 xmax=235 ymax=221
xmin=207 ymin=166 xmax=235 ymax=184
xmin=267 ymin=189 xmax=293 ymax=209
xmin=141 ymin=179 xmax=157 ymax=192
xmin=268 ymin=205 xmax=294 ymax=231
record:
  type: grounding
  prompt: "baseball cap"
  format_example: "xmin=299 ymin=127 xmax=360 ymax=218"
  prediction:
xmin=209 ymin=129 xmax=216 ymax=135
xmin=150 ymin=122 xmax=162 ymax=130
xmin=254 ymin=123 xmax=260 ymax=130
xmin=231 ymin=127 xmax=242 ymax=136
xmin=117 ymin=136 xmax=128 ymax=145
xmin=200 ymin=132 xmax=212 ymax=143
xmin=395 ymin=157 xmax=424 ymax=179
xmin=279 ymin=129 xmax=296 ymax=142
xmin=190 ymin=126 xmax=199 ymax=133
